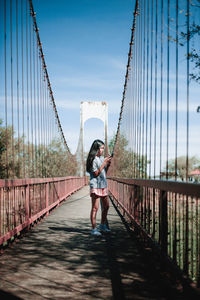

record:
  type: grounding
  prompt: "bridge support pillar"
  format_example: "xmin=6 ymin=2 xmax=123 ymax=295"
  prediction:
xmin=78 ymin=101 xmax=108 ymax=176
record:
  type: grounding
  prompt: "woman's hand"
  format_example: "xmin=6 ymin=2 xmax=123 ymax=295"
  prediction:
xmin=104 ymin=156 xmax=112 ymax=166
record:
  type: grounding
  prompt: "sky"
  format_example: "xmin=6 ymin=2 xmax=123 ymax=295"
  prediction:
xmin=32 ymin=0 xmax=134 ymax=154
xmin=1 ymin=0 xmax=198 ymax=176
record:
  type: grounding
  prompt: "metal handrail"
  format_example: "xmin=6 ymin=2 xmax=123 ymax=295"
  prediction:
xmin=108 ymin=176 xmax=200 ymax=288
xmin=0 ymin=177 xmax=87 ymax=247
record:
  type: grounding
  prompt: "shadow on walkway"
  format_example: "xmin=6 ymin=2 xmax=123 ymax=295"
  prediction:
xmin=0 ymin=290 xmax=22 ymax=300
xmin=0 ymin=186 xmax=195 ymax=299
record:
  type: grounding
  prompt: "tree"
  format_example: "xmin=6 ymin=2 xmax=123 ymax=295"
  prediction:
xmin=108 ymin=133 xmax=149 ymax=178
xmin=0 ymin=120 xmax=23 ymax=178
xmin=43 ymin=138 xmax=77 ymax=177
xmin=180 ymin=22 xmax=200 ymax=84
xmin=171 ymin=2 xmax=200 ymax=84
xmin=162 ymin=155 xmax=200 ymax=181
xmin=0 ymin=119 xmax=78 ymax=179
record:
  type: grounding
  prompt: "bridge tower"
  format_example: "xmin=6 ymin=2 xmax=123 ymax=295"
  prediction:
xmin=77 ymin=101 xmax=108 ymax=176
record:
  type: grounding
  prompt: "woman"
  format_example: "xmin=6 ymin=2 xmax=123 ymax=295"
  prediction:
xmin=86 ymin=139 xmax=112 ymax=236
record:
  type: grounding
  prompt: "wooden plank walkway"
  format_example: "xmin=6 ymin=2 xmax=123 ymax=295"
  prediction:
xmin=0 ymin=186 xmax=193 ymax=299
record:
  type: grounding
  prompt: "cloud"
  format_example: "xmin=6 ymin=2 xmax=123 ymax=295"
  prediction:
xmin=109 ymin=57 xmax=126 ymax=71
xmin=56 ymin=75 xmax=122 ymax=90
xmin=56 ymin=99 xmax=81 ymax=110
xmin=78 ymin=53 xmax=127 ymax=72
xmin=56 ymin=98 xmax=121 ymax=116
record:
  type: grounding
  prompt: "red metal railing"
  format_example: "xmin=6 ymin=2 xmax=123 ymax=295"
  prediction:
xmin=108 ymin=177 xmax=200 ymax=288
xmin=0 ymin=177 xmax=87 ymax=247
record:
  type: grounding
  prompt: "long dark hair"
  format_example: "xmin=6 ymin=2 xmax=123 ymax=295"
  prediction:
xmin=86 ymin=139 xmax=104 ymax=173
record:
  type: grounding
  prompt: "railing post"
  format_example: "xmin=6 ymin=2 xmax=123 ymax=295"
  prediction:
xmin=46 ymin=183 xmax=49 ymax=216
xmin=25 ymin=184 xmax=30 ymax=227
xmin=159 ymin=190 xmax=168 ymax=254
xmin=152 ymin=189 xmax=156 ymax=238
xmin=183 ymin=196 xmax=189 ymax=275
xmin=58 ymin=181 xmax=60 ymax=202
xmin=133 ymin=185 xmax=138 ymax=222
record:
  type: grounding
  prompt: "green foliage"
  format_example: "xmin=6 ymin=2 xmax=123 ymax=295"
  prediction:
xmin=180 ymin=21 xmax=200 ymax=84
xmin=0 ymin=120 xmax=77 ymax=179
xmin=42 ymin=139 xmax=77 ymax=177
xmin=171 ymin=12 xmax=200 ymax=84
xmin=163 ymin=155 xmax=200 ymax=181
xmin=108 ymin=133 xmax=148 ymax=178
xmin=0 ymin=121 xmax=22 ymax=178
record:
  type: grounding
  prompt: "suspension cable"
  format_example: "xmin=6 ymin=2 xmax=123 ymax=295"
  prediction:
xmin=113 ymin=0 xmax=139 ymax=157
xmin=28 ymin=0 xmax=72 ymax=157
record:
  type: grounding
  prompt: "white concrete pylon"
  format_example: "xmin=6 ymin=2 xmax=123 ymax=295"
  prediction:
xmin=79 ymin=101 xmax=108 ymax=176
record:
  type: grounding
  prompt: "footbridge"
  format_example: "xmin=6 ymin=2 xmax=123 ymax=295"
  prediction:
xmin=0 ymin=0 xmax=200 ymax=299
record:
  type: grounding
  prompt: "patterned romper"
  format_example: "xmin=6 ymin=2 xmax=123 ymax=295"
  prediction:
xmin=89 ymin=156 xmax=108 ymax=197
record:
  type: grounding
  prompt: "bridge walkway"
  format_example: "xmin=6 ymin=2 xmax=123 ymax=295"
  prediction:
xmin=0 ymin=186 xmax=189 ymax=300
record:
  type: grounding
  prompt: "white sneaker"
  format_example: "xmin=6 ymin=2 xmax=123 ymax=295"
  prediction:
xmin=99 ymin=224 xmax=111 ymax=233
xmin=91 ymin=228 xmax=102 ymax=236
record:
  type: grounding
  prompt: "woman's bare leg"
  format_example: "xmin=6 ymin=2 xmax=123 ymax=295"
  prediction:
xmin=90 ymin=195 xmax=100 ymax=229
xmin=101 ymin=196 xmax=109 ymax=225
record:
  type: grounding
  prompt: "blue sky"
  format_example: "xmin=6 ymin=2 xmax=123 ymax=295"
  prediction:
xmin=1 ymin=0 xmax=198 ymax=175
xmin=32 ymin=0 xmax=134 ymax=153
